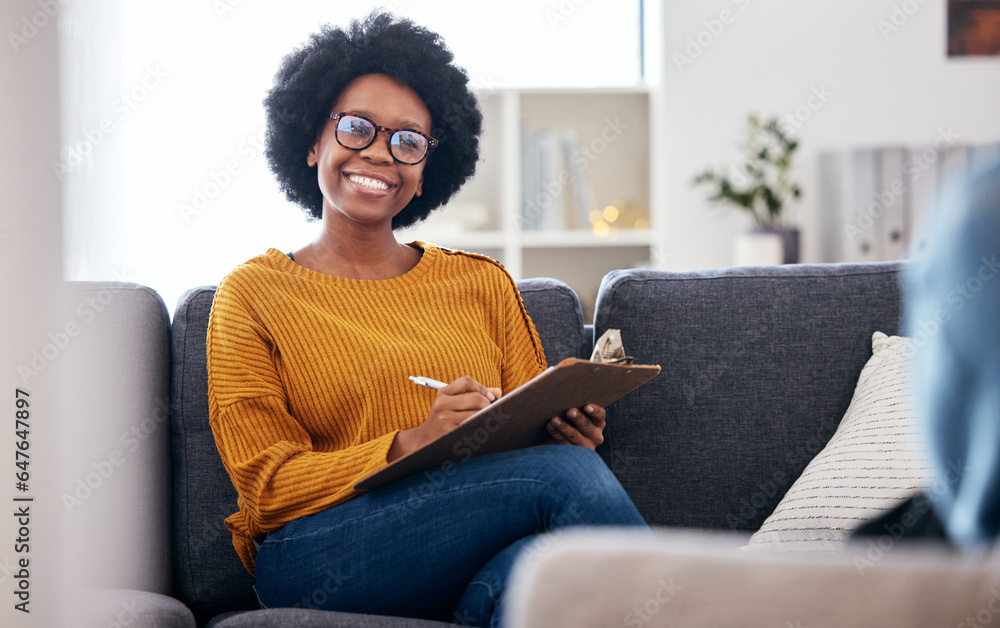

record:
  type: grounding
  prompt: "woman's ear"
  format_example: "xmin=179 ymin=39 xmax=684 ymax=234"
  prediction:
xmin=307 ymin=142 xmax=318 ymax=167
xmin=415 ymin=174 xmax=423 ymax=197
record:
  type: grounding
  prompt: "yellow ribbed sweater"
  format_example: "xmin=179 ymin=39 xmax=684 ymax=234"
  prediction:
xmin=206 ymin=243 xmax=547 ymax=575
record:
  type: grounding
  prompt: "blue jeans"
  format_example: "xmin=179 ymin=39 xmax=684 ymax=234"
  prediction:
xmin=252 ymin=445 xmax=648 ymax=626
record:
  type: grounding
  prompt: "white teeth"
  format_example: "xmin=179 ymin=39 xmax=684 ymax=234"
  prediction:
xmin=347 ymin=174 xmax=390 ymax=190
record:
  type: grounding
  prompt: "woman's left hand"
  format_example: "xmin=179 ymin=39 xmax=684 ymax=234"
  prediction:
xmin=545 ymin=404 xmax=606 ymax=450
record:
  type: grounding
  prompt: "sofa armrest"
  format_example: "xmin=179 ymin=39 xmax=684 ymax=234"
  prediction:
xmin=505 ymin=529 xmax=1000 ymax=627
xmin=58 ymin=282 xmax=174 ymax=595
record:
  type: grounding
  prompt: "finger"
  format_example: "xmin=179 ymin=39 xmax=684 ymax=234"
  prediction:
xmin=582 ymin=403 xmax=606 ymax=419
xmin=442 ymin=376 xmax=497 ymax=402
xmin=436 ymin=390 xmax=494 ymax=413
xmin=557 ymin=410 xmax=604 ymax=448
xmin=550 ymin=417 xmax=583 ymax=444
xmin=581 ymin=404 xmax=607 ymax=427
xmin=546 ymin=419 xmax=570 ymax=444
xmin=563 ymin=408 xmax=596 ymax=436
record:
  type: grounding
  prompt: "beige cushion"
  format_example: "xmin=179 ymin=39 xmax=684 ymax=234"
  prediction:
xmin=505 ymin=529 xmax=1000 ymax=628
xmin=745 ymin=332 xmax=930 ymax=552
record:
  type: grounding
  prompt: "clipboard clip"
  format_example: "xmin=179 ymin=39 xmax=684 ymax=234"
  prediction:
xmin=605 ymin=356 xmax=634 ymax=364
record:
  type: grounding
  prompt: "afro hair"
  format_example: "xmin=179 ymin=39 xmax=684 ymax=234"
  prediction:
xmin=263 ymin=11 xmax=483 ymax=229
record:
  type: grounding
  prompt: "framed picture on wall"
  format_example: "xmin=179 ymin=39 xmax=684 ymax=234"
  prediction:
xmin=948 ymin=0 xmax=1000 ymax=56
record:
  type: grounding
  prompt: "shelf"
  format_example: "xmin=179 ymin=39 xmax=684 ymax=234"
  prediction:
xmin=413 ymin=85 xmax=656 ymax=317
xmin=520 ymin=229 xmax=654 ymax=248
xmin=406 ymin=229 xmax=655 ymax=252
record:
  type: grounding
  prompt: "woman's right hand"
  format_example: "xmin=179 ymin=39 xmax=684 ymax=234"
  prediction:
xmin=387 ymin=376 xmax=501 ymax=462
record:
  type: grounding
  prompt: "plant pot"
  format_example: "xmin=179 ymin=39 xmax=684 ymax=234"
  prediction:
xmin=733 ymin=231 xmax=784 ymax=266
xmin=734 ymin=227 xmax=800 ymax=266
xmin=765 ymin=227 xmax=800 ymax=264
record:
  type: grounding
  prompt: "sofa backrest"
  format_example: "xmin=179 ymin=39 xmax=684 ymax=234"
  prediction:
xmin=593 ymin=262 xmax=907 ymax=533
xmin=170 ymin=285 xmax=255 ymax=619
xmin=168 ymin=277 xmax=587 ymax=618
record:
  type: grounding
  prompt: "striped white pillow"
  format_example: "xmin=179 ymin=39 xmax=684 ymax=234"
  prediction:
xmin=744 ymin=332 xmax=931 ymax=552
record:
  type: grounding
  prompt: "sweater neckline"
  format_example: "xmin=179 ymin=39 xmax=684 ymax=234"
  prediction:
xmin=264 ymin=241 xmax=437 ymax=289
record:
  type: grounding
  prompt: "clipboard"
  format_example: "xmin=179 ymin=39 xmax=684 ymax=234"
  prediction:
xmin=353 ymin=357 xmax=661 ymax=492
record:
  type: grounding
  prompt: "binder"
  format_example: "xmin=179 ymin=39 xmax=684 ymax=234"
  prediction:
xmin=880 ymin=147 xmax=907 ymax=261
xmin=354 ymin=357 xmax=661 ymax=492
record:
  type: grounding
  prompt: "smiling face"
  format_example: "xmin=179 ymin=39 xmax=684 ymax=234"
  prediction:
xmin=307 ymin=73 xmax=431 ymax=230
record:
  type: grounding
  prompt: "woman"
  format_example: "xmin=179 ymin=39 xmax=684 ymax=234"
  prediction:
xmin=207 ymin=12 xmax=647 ymax=626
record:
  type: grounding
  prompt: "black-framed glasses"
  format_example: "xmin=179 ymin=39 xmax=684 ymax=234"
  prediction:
xmin=329 ymin=112 xmax=438 ymax=165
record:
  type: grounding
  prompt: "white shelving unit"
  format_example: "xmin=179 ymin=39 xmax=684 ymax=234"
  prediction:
xmin=399 ymin=86 xmax=657 ymax=319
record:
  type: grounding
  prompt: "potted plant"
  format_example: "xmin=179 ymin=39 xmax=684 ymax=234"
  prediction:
xmin=693 ymin=113 xmax=803 ymax=264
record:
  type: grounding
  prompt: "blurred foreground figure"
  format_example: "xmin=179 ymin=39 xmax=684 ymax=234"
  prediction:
xmin=905 ymin=158 xmax=1000 ymax=548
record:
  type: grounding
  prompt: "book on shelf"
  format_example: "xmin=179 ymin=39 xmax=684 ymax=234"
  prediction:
xmin=562 ymin=129 xmax=598 ymax=231
xmin=520 ymin=125 xmax=597 ymax=232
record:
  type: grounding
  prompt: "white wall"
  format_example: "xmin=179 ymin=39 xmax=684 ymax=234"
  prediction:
xmin=652 ymin=0 xmax=1000 ymax=269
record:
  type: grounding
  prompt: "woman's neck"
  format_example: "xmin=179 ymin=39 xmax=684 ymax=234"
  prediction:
xmin=292 ymin=223 xmax=421 ymax=280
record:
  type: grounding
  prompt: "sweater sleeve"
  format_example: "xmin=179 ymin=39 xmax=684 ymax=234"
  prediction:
xmin=497 ymin=269 xmax=548 ymax=393
xmin=206 ymin=275 xmax=397 ymax=544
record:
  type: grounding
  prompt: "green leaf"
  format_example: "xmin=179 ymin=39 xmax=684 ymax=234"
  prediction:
xmin=692 ymin=113 xmax=803 ymax=223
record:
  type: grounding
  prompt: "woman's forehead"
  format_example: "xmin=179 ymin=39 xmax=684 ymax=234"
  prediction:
xmin=332 ymin=73 xmax=431 ymax=130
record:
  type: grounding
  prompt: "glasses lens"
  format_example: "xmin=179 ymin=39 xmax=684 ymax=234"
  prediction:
xmin=336 ymin=115 xmax=375 ymax=148
xmin=390 ymin=131 xmax=428 ymax=164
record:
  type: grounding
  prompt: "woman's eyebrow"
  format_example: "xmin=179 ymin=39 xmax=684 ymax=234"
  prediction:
xmin=350 ymin=110 xmax=426 ymax=131
xmin=398 ymin=119 xmax=426 ymax=131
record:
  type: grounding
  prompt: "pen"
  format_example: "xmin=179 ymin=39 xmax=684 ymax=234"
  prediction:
xmin=408 ymin=375 xmax=448 ymax=390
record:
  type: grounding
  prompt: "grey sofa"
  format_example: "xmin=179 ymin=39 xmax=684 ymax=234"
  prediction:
xmin=68 ymin=260 xmax=1000 ymax=627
